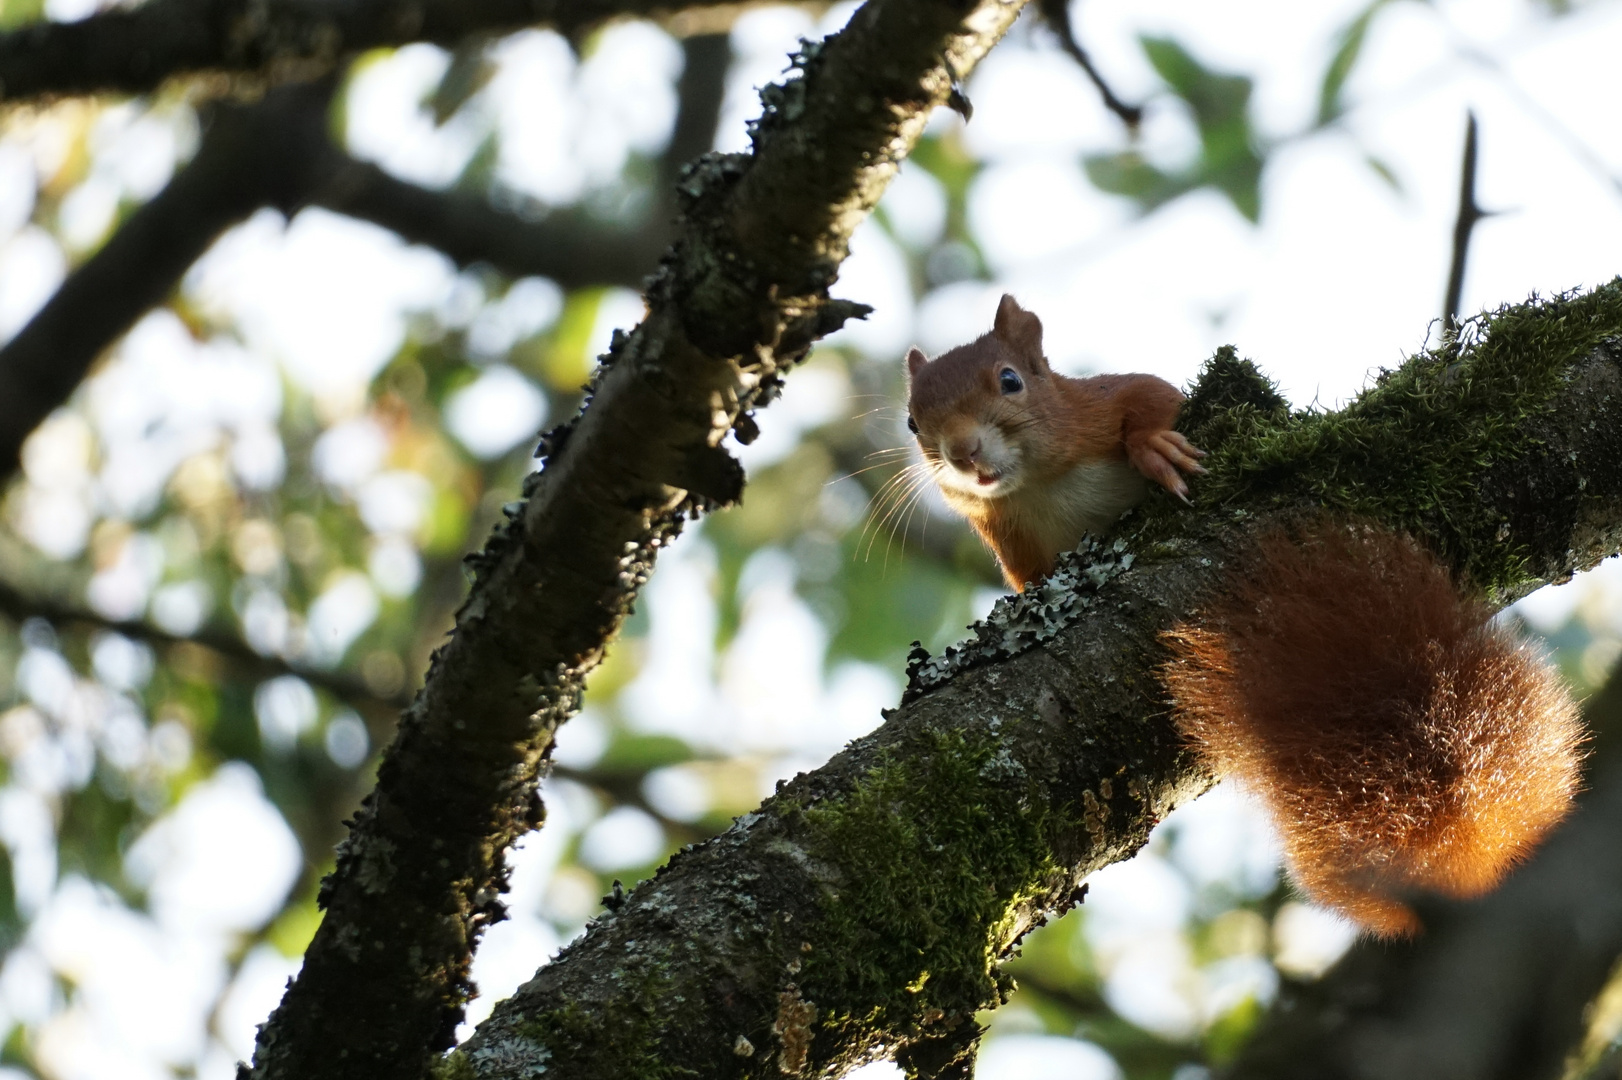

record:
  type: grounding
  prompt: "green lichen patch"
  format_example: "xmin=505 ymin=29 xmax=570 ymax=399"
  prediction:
xmin=791 ymin=726 xmax=1069 ymax=1051
xmin=1138 ymin=280 xmax=1622 ymax=592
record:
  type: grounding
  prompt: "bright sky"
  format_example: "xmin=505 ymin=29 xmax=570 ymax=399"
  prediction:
xmin=1 ymin=0 xmax=1621 ymax=1076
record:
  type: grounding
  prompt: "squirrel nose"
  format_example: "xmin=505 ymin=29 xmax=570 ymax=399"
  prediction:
xmin=947 ymin=438 xmax=982 ymax=471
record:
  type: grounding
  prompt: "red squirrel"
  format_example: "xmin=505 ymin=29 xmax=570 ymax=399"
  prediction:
xmin=904 ymin=295 xmax=1203 ymax=591
xmin=903 ymin=294 xmax=1583 ymax=937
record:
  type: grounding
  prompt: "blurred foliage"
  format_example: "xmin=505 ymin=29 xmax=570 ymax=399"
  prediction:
xmin=0 ymin=0 xmax=1612 ymax=1076
xmin=1086 ymin=37 xmax=1263 ymax=221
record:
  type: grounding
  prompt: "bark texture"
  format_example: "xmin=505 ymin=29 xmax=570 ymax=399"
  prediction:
xmin=449 ymin=287 xmax=1622 ymax=1078
xmin=242 ymin=1 xmax=1028 ymax=1078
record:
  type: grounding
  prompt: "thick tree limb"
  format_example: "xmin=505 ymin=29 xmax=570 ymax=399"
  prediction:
xmin=1223 ymin=663 xmax=1622 ymax=1080
xmin=243 ymin=1 xmax=1028 ymax=1078
xmin=449 ymin=288 xmax=1622 ymax=1077
xmin=0 ymin=0 xmax=734 ymax=101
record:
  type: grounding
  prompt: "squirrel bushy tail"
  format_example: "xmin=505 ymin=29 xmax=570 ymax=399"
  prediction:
xmin=1162 ymin=521 xmax=1585 ymax=937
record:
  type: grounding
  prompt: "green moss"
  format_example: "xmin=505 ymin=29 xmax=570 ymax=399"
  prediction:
xmin=503 ymin=969 xmax=697 ymax=1080
xmin=792 ymin=726 xmax=1065 ymax=1042
xmin=1145 ymin=280 xmax=1622 ymax=592
xmin=428 ymin=1050 xmax=476 ymax=1080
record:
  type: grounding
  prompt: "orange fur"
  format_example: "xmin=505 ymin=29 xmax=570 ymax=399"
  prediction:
xmin=905 ymin=295 xmax=1200 ymax=590
xmin=903 ymin=299 xmax=1582 ymax=937
xmin=1162 ymin=523 xmax=1585 ymax=937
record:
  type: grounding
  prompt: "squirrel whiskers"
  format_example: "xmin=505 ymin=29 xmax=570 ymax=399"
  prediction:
xmin=1162 ymin=523 xmax=1585 ymax=937
xmin=904 ymin=294 xmax=1584 ymax=936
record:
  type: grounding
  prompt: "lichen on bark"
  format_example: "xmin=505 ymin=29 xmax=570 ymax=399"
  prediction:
xmin=245 ymin=0 xmax=1034 ymax=1076
xmin=452 ymin=282 xmax=1622 ymax=1078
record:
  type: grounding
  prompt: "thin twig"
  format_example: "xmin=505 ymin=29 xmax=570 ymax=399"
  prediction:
xmin=0 ymin=574 xmax=410 ymax=709
xmin=1035 ymin=0 xmax=1142 ymax=130
xmin=1443 ymin=111 xmax=1485 ymax=333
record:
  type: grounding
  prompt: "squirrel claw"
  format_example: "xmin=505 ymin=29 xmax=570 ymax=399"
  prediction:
xmin=1131 ymin=430 xmax=1206 ymax=497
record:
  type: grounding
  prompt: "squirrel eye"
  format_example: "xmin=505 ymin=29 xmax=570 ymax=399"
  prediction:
xmin=999 ymin=368 xmax=1024 ymax=395
xmin=906 ymin=415 xmax=919 ymax=434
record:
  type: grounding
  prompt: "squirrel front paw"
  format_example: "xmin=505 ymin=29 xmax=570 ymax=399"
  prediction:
xmin=1129 ymin=430 xmax=1206 ymax=503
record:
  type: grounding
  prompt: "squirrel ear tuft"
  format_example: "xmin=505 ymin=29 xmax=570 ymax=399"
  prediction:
xmin=993 ymin=294 xmax=1044 ymax=357
xmin=905 ymin=346 xmax=928 ymax=379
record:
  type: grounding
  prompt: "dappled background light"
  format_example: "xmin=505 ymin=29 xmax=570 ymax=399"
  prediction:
xmin=0 ymin=0 xmax=1617 ymax=1076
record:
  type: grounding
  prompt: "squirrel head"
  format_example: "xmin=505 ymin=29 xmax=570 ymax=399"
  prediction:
xmin=904 ymin=294 xmax=1058 ymax=501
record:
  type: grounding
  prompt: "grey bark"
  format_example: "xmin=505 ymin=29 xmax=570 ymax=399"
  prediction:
xmin=242 ymin=0 xmax=1029 ymax=1077
xmin=449 ymin=309 xmax=1622 ymax=1077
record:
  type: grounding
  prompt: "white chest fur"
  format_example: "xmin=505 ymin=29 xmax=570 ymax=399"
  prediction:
xmin=1002 ymin=459 xmax=1147 ymax=554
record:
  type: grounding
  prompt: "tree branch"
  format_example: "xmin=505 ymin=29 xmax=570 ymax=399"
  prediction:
xmin=242 ymin=1 xmax=1030 ymax=1077
xmin=312 ymin=30 xmax=733 ymax=288
xmin=313 ymin=162 xmax=665 ymax=287
xmin=663 ymin=32 xmax=732 ymax=194
xmin=0 ymin=0 xmax=736 ymax=102
xmin=0 ymin=77 xmax=338 ymax=482
xmin=0 ymin=573 xmax=412 ymax=709
xmin=449 ymin=288 xmax=1622 ymax=1077
xmin=0 ymin=44 xmax=729 ymax=483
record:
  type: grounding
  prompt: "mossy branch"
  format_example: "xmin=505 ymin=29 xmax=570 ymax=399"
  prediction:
xmin=452 ymin=284 xmax=1622 ymax=1078
xmin=242 ymin=0 xmax=1029 ymax=1077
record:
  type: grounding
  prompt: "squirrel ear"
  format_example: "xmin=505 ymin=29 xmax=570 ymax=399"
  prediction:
xmin=993 ymin=293 xmax=1044 ymax=358
xmin=905 ymin=346 xmax=928 ymax=379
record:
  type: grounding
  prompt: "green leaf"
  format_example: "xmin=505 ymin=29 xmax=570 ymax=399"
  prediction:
xmin=1140 ymin=36 xmax=1252 ymax=132
xmin=0 ymin=0 xmax=44 ymax=30
xmin=268 ymin=896 xmax=324 ymax=957
xmin=1318 ymin=0 xmax=1394 ymax=127
xmin=1205 ymin=993 xmax=1265 ymax=1064
xmin=1083 ymin=152 xmax=1191 ymax=213
xmin=1364 ymin=152 xmax=1404 ymax=194
xmin=906 ymin=133 xmax=985 ymax=245
xmin=0 ymin=846 xmax=18 ymax=953
xmin=544 ymin=288 xmax=609 ymax=393
xmin=596 ymin=733 xmax=695 ymax=772
xmin=821 ymin=529 xmax=985 ymax=666
xmin=58 ymin=780 xmax=140 ymax=904
xmin=1135 ymin=37 xmax=1266 ymax=222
